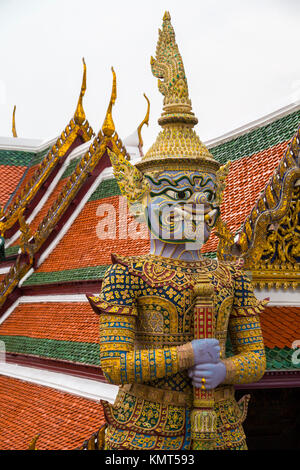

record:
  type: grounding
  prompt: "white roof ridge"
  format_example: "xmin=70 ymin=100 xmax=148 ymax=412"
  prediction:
xmin=0 ymin=135 xmax=58 ymax=153
xmin=205 ymin=101 xmax=300 ymax=149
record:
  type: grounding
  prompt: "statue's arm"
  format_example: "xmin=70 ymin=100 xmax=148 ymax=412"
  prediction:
xmin=98 ymin=312 xmax=194 ymax=384
xmin=222 ymin=272 xmax=267 ymax=385
xmin=88 ymin=263 xmax=195 ymax=385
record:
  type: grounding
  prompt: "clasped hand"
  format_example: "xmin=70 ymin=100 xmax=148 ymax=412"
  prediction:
xmin=188 ymin=339 xmax=226 ymax=390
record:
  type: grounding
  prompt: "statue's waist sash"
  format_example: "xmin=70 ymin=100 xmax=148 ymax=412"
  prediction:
xmin=119 ymin=382 xmax=235 ymax=407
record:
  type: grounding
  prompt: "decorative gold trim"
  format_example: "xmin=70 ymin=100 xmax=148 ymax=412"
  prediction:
xmin=137 ymin=93 xmax=150 ymax=154
xmin=0 ymin=61 xmax=94 ymax=237
xmin=12 ymin=105 xmax=17 ymax=138
xmin=237 ymin=125 xmax=300 ymax=288
xmin=102 ymin=67 xmax=117 ymax=137
xmin=74 ymin=58 xmax=87 ymax=125
xmin=239 ymin=126 xmax=300 ymax=258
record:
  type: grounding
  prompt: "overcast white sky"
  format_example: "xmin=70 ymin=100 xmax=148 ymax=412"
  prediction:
xmin=0 ymin=0 xmax=299 ymax=151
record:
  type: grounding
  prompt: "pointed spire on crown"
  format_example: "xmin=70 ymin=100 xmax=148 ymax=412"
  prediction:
xmin=150 ymin=11 xmax=197 ymax=127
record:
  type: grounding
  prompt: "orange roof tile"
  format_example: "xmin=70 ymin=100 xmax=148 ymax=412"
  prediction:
xmin=0 ymin=302 xmax=99 ymax=343
xmin=0 ymin=165 xmax=27 ymax=207
xmin=0 ymin=375 xmax=104 ymax=450
xmin=7 ymin=164 xmax=39 ymax=207
xmin=260 ymin=306 xmax=300 ymax=349
xmin=202 ymin=140 xmax=288 ymax=253
xmin=36 ymin=195 xmax=150 ymax=272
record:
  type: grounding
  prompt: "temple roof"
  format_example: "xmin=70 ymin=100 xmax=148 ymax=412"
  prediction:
xmin=0 ymin=374 xmax=104 ymax=450
xmin=0 ymin=144 xmax=49 ymax=210
xmin=20 ymin=103 xmax=300 ymax=279
xmin=0 ymin=93 xmax=299 ymax=385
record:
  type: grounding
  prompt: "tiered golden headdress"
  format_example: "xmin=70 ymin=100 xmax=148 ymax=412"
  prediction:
xmin=106 ymin=12 xmax=229 ymax=207
xmin=136 ymin=11 xmax=220 ymax=175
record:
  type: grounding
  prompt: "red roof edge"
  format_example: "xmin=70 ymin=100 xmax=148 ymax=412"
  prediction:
xmin=236 ymin=370 xmax=300 ymax=390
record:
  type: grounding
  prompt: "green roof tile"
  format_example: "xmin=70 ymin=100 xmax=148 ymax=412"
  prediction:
xmin=0 ymin=146 xmax=51 ymax=168
xmin=60 ymin=157 xmax=81 ymax=180
xmin=210 ymin=109 xmax=300 ymax=164
xmin=89 ymin=178 xmax=121 ymax=201
xmin=28 ymin=147 xmax=51 ymax=167
xmin=202 ymin=251 xmax=217 ymax=259
xmin=0 ymin=335 xmax=100 ymax=365
xmin=5 ymin=245 xmax=19 ymax=257
xmin=225 ymin=341 xmax=297 ymax=371
xmin=0 ymin=149 xmax=35 ymax=167
xmin=22 ymin=265 xmax=110 ymax=286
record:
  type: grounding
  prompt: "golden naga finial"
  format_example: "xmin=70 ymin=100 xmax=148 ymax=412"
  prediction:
xmin=74 ymin=58 xmax=87 ymax=125
xmin=137 ymin=93 xmax=150 ymax=152
xmin=215 ymin=217 xmax=235 ymax=261
xmin=215 ymin=161 xmax=231 ymax=205
xmin=107 ymin=148 xmax=150 ymax=206
xmin=28 ymin=434 xmax=40 ymax=450
xmin=12 ymin=105 xmax=17 ymax=137
xmin=18 ymin=209 xmax=34 ymax=258
xmin=102 ymin=67 xmax=117 ymax=137
xmin=150 ymin=11 xmax=197 ymax=127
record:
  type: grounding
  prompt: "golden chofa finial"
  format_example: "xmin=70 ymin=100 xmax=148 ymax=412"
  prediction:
xmin=102 ymin=67 xmax=117 ymax=137
xmin=12 ymin=105 xmax=17 ymax=137
xmin=137 ymin=93 xmax=150 ymax=154
xmin=74 ymin=58 xmax=87 ymax=125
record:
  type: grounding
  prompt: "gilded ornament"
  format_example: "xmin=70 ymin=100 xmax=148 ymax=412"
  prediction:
xmin=12 ymin=105 xmax=17 ymax=138
xmin=74 ymin=58 xmax=87 ymax=126
xmin=137 ymin=93 xmax=150 ymax=153
xmin=102 ymin=67 xmax=117 ymax=137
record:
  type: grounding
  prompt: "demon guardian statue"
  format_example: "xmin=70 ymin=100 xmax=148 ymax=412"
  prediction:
xmin=88 ymin=12 xmax=266 ymax=450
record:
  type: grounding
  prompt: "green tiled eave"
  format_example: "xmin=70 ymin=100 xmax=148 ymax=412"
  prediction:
xmin=60 ymin=156 xmax=81 ymax=180
xmin=0 ymin=147 xmax=51 ymax=168
xmin=5 ymin=244 xmax=19 ymax=257
xmin=22 ymin=265 xmax=110 ymax=286
xmin=0 ymin=149 xmax=36 ymax=167
xmin=0 ymin=335 xmax=100 ymax=366
xmin=89 ymin=178 xmax=121 ymax=201
xmin=0 ymin=334 xmax=297 ymax=371
xmin=28 ymin=147 xmax=51 ymax=167
xmin=210 ymin=109 xmax=300 ymax=164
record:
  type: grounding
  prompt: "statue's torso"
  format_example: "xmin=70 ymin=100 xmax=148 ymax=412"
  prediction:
xmin=102 ymin=255 xmax=248 ymax=450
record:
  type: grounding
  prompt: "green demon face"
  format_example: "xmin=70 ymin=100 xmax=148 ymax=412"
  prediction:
xmin=143 ymin=170 xmax=220 ymax=246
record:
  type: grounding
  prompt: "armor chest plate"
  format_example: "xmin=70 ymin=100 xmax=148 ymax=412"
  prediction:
xmin=135 ymin=295 xmax=194 ymax=348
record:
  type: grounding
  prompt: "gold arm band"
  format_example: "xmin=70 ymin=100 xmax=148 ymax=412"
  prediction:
xmin=177 ymin=342 xmax=195 ymax=370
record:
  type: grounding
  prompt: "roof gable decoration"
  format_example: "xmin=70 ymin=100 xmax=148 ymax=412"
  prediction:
xmin=0 ymin=67 xmax=139 ymax=312
xmin=0 ymin=58 xmax=94 ymax=239
xmin=217 ymin=124 xmax=300 ymax=289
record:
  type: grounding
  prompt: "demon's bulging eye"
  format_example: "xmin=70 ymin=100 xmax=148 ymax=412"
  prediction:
xmin=204 ymin=190 xmax=215 ymax=202
xmin=164 ymin=189 xmax=193 ymax=200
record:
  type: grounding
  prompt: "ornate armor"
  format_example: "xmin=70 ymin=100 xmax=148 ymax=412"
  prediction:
xmin=88 ymin=254 xmax=266 ymax=450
